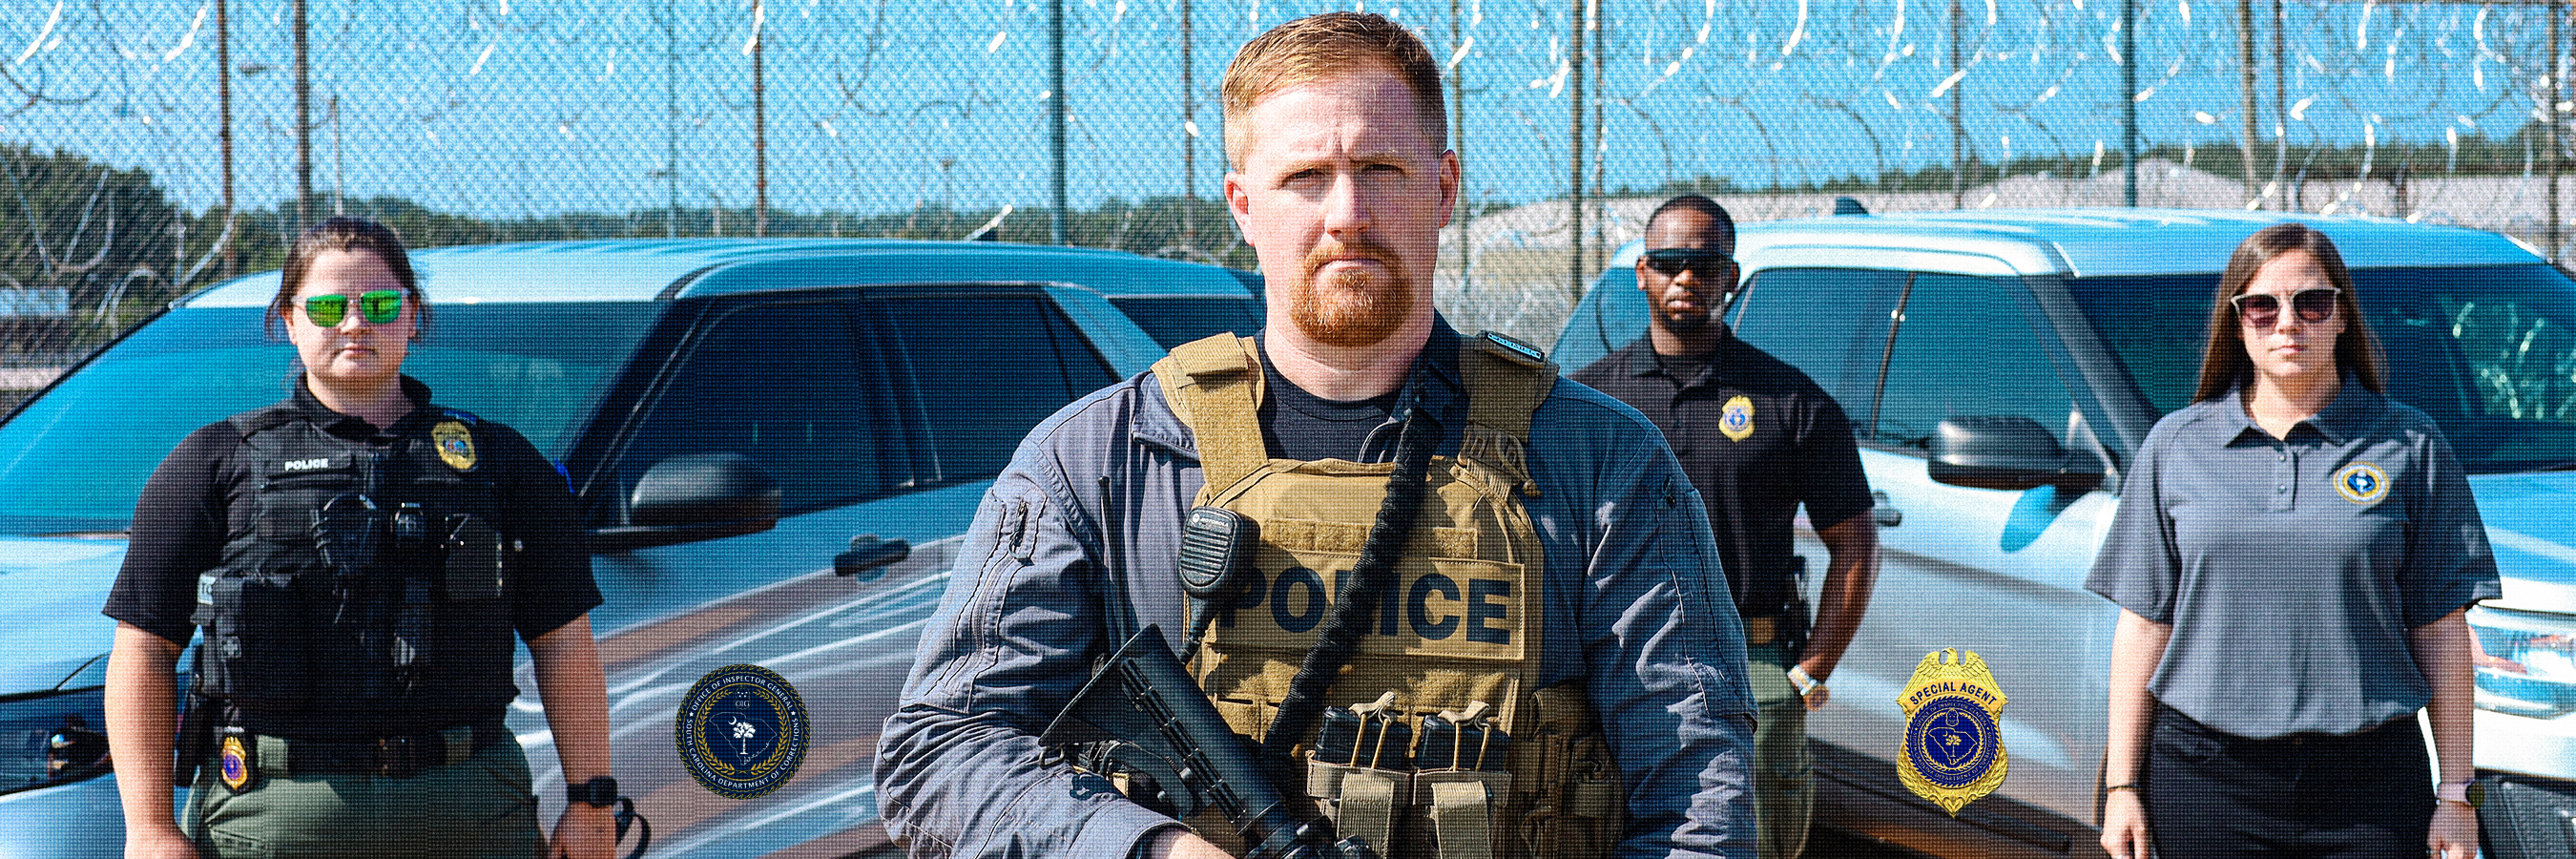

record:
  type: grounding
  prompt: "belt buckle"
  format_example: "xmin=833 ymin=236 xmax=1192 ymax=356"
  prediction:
xmin=376 ymin=734 xmax=421 ymax=779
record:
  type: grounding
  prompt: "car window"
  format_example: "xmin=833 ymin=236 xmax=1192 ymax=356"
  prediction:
xmin=1108 ymin=296 xmax=1261 ymax=348
xmin=1729 ymin=267 xmax=1907 ymax=424
xmin=617 ymin=299 xmax=897 ymax=514
xmin=2067 ymin=263 xmax=2576 ymax=473
xmin=1874 ymin=273 xmax=2078 ymax=449
xmin=875 ymin=293 xmax=1119 ymax=482
xmin=0 ymin=304 xmax=654 ymax=535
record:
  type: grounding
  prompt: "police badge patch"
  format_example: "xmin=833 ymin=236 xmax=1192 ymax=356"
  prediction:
xmin=677 ymin=663 xmax=809 ymax=799
xmin=1899 ymin=649 xmax=2008 ymax=816
xmin=1719 ymin=395 xmax=1755 ymax=442
xmin=431 ymin=420 xmax=477 ymax=472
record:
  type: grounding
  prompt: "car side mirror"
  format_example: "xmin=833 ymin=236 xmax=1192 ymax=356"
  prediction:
xmin=1926 ymin=415 xmax=2104 ymax=492
xmin=591 ymin=452 xmax=782 ymax=553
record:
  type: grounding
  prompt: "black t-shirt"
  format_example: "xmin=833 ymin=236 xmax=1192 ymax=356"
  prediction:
xmin=1259 ymin=347 xmax=1402 ymax=461
xmin=103 ymin=375 xmax=602 ymax=648
xmin=1571 ymin=332 xmax=1874 ymax=616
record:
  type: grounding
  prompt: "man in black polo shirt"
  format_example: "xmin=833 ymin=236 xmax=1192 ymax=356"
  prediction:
xmin=1570 ymin=195 xmax=1880 ymax=859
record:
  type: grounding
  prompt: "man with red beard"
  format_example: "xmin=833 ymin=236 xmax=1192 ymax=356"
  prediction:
xmin=878 ymin=13 xmax=1755 ymax=859
xmin=1572 ymin=196 xmax=1880 ymax=859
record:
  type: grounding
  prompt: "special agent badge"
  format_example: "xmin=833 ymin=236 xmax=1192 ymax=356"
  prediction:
xmin=431 ymin=420 xmax=478 ymax=472
xmin=676 ymin=663 xmax=809 ymax=799
xmin=1899 ymin=648 xmax=2008 ymax=815
xmin=217 ymin=731 xmax=255 ymax=792
xmin=1719 ymin=395 xmax=1755 ymax=442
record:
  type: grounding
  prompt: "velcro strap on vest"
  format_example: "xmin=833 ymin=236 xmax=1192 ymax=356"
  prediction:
xmin=1423 ymin=770 xmax=1506 ymax=859
xmin=1461 ymin=332 xmax=1556 ymax=441
xmin=1153 ymin=335 xmax=1268 ymax=499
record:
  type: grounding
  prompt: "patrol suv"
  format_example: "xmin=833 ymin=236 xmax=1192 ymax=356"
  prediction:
xmin=1555 ymin=209 xmax=2576 ymax=859
xmin=0 ymin=239 xmax=1259 ymax=857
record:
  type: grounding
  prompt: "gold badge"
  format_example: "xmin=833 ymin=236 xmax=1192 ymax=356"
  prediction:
xmin=1719 ymin=395 xmax=1755 ymax=442
xmin=431 ymin=420 xmax=477 ymax=472
xmin=1899 ymin=649 xmax=2009 ymax=815
xmin=218 ymin=733 xmax=254 ymax=792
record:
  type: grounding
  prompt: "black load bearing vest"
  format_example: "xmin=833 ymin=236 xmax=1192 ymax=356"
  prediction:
xmin=192 ymin=405 xmax=517 ymax=740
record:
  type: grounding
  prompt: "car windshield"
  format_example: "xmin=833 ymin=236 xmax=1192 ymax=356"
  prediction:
xmin=2068 ymin=263 xmax=2576 ymax=474
xmin=0 ymin=304 xmax=658 ymax=535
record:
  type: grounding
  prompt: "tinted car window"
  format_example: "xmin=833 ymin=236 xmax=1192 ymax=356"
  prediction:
xmin=618 ymin=300 xmax=897 ymax=513
xmin=876 ymin=293 xmax=1119 ymax=481
xmin=1730 ymin=267 xmax=1907 ymax=423
xmin=1109 ymin=296 xmax=1262 ymax=348
xmin=0 ymin=304 xmax=655 ymax=535
xmin=1875 ymin=274 xmax=2077 ymax=448
xmin=2067 ymin=263 xmax=2576 ymax=473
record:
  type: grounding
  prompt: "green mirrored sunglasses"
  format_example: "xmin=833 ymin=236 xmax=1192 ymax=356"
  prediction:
xmin=303 ymin=290 xmax=405 ymax=326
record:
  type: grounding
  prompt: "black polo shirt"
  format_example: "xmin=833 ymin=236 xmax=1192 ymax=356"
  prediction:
xmin=1571 ymin=332 xmax=1874 ymax=616
xmin=105 ymin=374 xmax=601 ymax=647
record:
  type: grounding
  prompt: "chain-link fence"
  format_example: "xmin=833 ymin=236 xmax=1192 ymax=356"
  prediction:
xmin=5 ymin=0 xmax=2571 ymax=384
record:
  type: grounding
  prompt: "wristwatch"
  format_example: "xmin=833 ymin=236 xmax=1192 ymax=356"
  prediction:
xmin=2435 ymin=780 xmax=2484 ymax=808
xmin=568 ymin=776 xmax=620 ymax=808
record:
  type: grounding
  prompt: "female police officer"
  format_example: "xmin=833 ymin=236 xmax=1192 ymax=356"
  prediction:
xmin=2088 ymin=223 xmax=2498 ymax=859
xmin=101 ymin=217 xmax=617 ymax=859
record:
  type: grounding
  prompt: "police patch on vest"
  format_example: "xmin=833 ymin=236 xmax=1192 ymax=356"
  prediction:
xmin=432 ymin=420 xmax=477 ymax=472
xmin=218 ymin=733 xmax=254 ymax=792
xmin=1899 ymin=649 xmax=2008 ymax=816
xmin=675 ymin=663 xmax=808 ymax=800
xmin=2334 ymin=462 xmax=2389 ymax=505
xmin=1720 ymin=395 xmax=1755 ymax=442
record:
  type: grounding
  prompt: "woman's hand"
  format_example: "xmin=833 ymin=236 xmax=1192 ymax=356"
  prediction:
xmin=2098 ymin=789 xmax=2150 ymax=859
xmin=2426 ymin=800 xmax=2478 ymax=859
xmin=124 ymin=823 xmax=199 ymax=859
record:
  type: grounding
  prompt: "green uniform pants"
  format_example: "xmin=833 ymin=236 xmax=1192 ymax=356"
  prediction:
xmin=182 ymin=729 xmax=545 ymax=859
xmin=1748 ymin=642 xmax=1814 ymax=859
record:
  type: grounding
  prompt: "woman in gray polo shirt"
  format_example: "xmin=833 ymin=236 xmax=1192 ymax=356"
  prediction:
xmin=2088 ymin=223 xmax=2500 ymax=859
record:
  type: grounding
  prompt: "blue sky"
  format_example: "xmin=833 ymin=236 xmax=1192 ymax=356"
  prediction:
xmin=4 ymin=0 xmax=2560 ymax=220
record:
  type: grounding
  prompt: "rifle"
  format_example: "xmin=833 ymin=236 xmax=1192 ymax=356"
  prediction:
xmin=1043 ymin=626 xmax=1381 ymax=859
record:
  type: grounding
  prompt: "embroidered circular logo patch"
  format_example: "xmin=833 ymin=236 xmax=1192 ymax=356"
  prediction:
xmin=1720 ymin=395 xmax=1756 ymax=442
xmin=676 ymin=663 xmax=809 ymax=799
xmin=2334 ymin=462 xmax=2389 ymax=505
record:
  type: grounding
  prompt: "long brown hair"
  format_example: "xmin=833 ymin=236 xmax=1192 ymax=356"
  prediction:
xmin=2191 ymin=222 xmax=2384 ymax=402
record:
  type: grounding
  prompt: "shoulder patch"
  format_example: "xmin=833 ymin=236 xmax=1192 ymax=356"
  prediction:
xmin=2333 ymin=462 xmax=2389 ymax=505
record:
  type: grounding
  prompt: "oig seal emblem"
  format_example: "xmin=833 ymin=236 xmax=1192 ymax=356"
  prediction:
xmin=1719 ymin=395 xmax=1755 ymax=442
xmin=1899 ymin=649 xmax=2008 ymax=815
xmin=676 ymin=663 xmax=809 ymax=799
xmin=2334 ymin=462 xmax=2389 ymax=505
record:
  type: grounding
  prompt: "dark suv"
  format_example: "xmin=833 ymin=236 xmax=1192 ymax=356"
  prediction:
xmin=0 ymin=239 xmax=1259 ymax=857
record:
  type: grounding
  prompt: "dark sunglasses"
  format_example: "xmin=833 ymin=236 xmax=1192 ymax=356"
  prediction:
xmin=304 ymin=290 xmax=405 ymax=326
xmin=1641 ymin=248 xmax=1734 ymax=279
xmin=2230 ymin=287 xmax=2339 ymax=329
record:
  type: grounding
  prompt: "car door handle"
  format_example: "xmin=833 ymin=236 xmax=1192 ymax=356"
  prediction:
xmin=1871 ymin=492 xmax=1903 ymax=528
xmin=836 ymin=534 xmax=911 ymax=580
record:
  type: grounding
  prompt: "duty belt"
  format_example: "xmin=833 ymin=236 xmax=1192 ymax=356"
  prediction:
xmin=260 ymin=722 xmax=504 ymax=778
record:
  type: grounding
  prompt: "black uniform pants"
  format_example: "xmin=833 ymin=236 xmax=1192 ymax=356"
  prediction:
xmin=2143 ymin=702 xmax=2432 ymax=859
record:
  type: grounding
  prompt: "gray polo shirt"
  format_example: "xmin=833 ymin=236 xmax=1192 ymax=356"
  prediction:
xmin=2085 ymin=380 xmax=2501 ymax=739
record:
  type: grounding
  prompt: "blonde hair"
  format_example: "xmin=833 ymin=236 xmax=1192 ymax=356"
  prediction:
xmin=1220 ymin=11 xmax=1446 ymax=169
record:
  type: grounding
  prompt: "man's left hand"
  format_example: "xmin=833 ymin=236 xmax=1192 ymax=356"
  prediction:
xmin=552 ymin=802 xmax=619 ymax=859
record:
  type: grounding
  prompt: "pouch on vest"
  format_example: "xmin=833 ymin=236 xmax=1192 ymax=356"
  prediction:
xmin=192 ymin=569 xmax=307 ymax=710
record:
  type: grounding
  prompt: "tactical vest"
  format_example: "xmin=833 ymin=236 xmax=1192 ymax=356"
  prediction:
xmin=1153 ymin=334 xmax=1626 ymax=859
xmin=191 ymin=404 xmax=517 ymax=741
